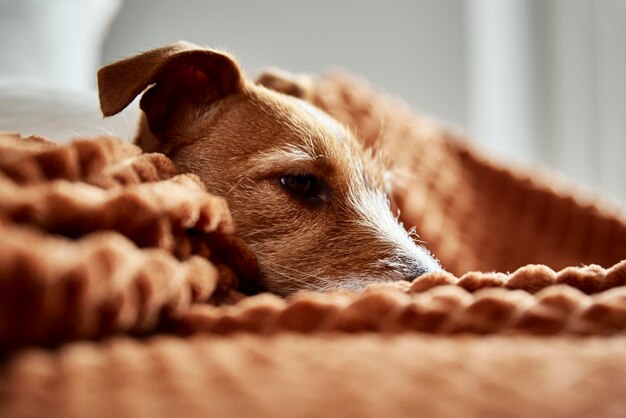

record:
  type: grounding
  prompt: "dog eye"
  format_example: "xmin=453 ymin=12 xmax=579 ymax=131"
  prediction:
xmin=279 ymin=174 xmax=326 ymax=202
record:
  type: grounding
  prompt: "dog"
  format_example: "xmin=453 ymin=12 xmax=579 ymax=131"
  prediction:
xmin=98 ymin=41 xmax=439 ymax=296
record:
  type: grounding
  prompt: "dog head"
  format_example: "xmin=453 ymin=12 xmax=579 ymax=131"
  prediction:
xmin=98 ymin=41 xmax=439 ymax=296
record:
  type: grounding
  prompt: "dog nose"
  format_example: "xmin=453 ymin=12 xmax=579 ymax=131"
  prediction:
xmin=402 ymin=255 xmax=441 ymax=281
xmin=405 ymin=265 xmax=431 ymax=281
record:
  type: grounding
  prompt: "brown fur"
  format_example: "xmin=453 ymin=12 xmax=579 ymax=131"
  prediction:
xmin=98 ymin=42 xmax=438 ymax=295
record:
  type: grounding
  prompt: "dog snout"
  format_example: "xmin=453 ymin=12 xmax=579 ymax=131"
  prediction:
xmin=387 ymin=251 xmax=440 ymax=282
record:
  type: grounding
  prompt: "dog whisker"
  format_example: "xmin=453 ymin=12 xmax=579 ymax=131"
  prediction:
xmin=86 ymin=123 xmax=117 ymax=137
xmin=69 ymin=130 xmax=87 ymax=139
xmin=262 ymin=265 xmax=323 ymax=293
xmin=225 ymin=176 xmax=247 ymax=196
xmin=263 ymin=260 xmax=338 ymax=286
xmin=241 ymin=228 xmax=270 ymax=239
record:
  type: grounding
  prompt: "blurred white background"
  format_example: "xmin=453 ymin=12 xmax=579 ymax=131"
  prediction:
xmin=0 ymin=0 xmax=624 ymax=206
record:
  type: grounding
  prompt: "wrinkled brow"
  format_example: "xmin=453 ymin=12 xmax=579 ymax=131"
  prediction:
xmin=245 ymin=145 xmax=331 ymax=178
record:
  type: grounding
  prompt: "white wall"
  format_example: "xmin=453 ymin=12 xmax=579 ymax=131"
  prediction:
xmin=102 ymin=0 xmax=468 ymax=128
xmin=0 ymin=0 xmax=121 ymax=90
xmin=465 ymin=0 xmax=626 ymax=206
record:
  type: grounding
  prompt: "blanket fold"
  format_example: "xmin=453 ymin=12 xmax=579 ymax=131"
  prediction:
xmin=176 ymin=266 xmax=626 ymax=336
xmin=0 ymin=133 xmax=257 ymax=348
xmin=0 ymin=134 xmax=175 ymax=187
xmin=0 ymin=222 xmax=218 ymax=347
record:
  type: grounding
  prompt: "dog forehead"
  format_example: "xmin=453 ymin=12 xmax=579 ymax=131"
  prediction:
xmin=248 ymin=87 xmax=345 ymax=141
xmin=245 ymin=87 xmax=385 ymax=186
xmin=288 ymin=97 xmax=346 ymax=137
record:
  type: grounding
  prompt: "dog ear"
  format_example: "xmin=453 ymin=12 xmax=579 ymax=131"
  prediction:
xmin=98 ymin=41 xmax=244 ymax=138
xmin=255 ymin=68 xmax=313 ymax=101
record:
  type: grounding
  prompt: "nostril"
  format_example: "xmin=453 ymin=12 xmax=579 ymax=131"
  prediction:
xmin=380 ymin=252 xmax=441 ymax=282
xmin=403 ymin=257 xmax=441 ymax=282
xmin=404 ymin=264 xmax=429 ymax=282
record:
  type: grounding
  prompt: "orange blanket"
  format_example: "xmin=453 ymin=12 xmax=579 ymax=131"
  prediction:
xmin=1 ymin=72 xmax=625 ymax=418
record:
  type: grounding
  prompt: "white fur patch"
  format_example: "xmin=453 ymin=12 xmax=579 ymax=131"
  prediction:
xmin=348 ymin=186 xmax=439 ymax=274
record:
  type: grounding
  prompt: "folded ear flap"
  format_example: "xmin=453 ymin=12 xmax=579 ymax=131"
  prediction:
xmin=98 ymin=41 xmax=244 ymax=138
xmin=255 ymin=68 xmax=313 ymax=101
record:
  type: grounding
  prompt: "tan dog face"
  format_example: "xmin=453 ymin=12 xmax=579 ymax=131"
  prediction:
xmin=99 ymin=42 xmax=439 ymax=296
